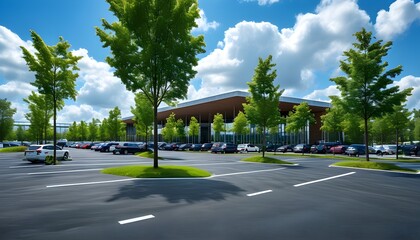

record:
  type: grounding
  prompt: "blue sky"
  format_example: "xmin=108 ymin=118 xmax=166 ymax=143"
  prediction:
xmin=0 ymin=0 xmax=419 ymax=123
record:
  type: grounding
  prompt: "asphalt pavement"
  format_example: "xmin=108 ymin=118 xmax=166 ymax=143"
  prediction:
xmin=1 ymin=149 xmax=419 ymax=240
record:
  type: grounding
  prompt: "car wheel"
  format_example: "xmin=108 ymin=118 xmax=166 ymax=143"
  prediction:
xmin=63 ymin=152 xmax=69 ymax=161
xmin=124 ymin=150 xmax=128 ymax=155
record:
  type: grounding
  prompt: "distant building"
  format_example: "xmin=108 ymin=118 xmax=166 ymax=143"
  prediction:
xmin=122 ymin=91 xmax=330 ymax=144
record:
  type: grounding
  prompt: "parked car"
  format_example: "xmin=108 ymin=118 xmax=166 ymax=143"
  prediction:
xmin=163 ymin=142 xmax=181 ymax=151
xmin=0 ymin=142 xmax=20 ymax=148
xmin=90 ymin=143 xmax=103 ymax=151
xmin=211 ymin=143 xmax=237 ymax=154
xmin=100 ymin=142 xmax=119 ymax=152
xmin=178 ymin=143 xmax=192 ymax=151
xmin=293 ymin=144 xmax=311 ymax=153
xmin=113 ymin=142 xmax=147 ymax=155
xmin=24 ymin=144 xmax=70 ymax=163
xmin=265 ymin=144 xmax=281 ymax=152
xmin=201 ymin=143 xmax=213 ymax=152
xmin=57 ymin=139 xmax=68 ymax=148
xmin=189 ymin=144 xmax=202 ymax=151
xmin=276 ymin=145 xmax=295 ymax=153
xmin=345 ymin=144 xmax=366 ymax=156
xmin=315 ymin=142 xmax=340 ymax=153
xmin=330 ymin=145 xmax=348 ymax=154
xmin=402 ymin=143 xmax=420 ymax=156
xmin=237 ymin=144 xmax=260 ymax=153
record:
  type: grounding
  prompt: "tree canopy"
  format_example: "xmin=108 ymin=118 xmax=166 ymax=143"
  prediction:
xmin=96 ymin=0 xmax=205 ymax=168
xmin=0 ymin=99 xmax=16 ymax=142
xmin=331 ymin=28 xmax=412 ymax=161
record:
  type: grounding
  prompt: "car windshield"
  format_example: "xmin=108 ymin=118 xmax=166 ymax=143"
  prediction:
xmin=28 ymin=145 xmax=40 ymax=150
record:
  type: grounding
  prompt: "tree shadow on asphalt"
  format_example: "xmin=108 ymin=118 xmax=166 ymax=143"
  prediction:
xmin=106 ymin=179 xmax=246 ymax=204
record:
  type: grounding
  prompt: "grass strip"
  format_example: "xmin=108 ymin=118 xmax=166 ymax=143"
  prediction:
xmin=242 ymin=156 xmax=294 ymax=165
xmin=136 ymin=151 xmax=163 ymax=159
xmin=332 ymin=161 xmax=417 ymax=173
xmin=101 ymin=165 xmax=211 ymax=178
xmin=0 ymin=146 xmax=27 ymax=153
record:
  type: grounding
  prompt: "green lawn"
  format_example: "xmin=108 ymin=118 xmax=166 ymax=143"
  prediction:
xmin=0 ymin=146 xmax=27 ymax=153
xmin=136 ymin=151 xmax=163 ymax=159
xmin=242 ymin=156 xmax=294 ymax=165
xmin=101 ymin=165 xmax=212 ymax=178
xmin=332 ymin=161 xmax=418 ymax=173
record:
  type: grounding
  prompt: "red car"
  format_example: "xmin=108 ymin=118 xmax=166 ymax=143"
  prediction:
xmin=330 ymin=145 xmax=348 ymax=154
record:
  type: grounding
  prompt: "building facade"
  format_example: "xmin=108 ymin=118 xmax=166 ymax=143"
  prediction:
xmin=122 ymin=91 xmax=330 ymax=145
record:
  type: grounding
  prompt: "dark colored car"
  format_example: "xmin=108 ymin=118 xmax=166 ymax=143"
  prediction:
xmin=178 ymin=143 xmax=192 ymax=151
xmin=345 ymin=144 xmax=366 ymax=156
xmin=402 ymin=143 xmax=420 ymax=156
xmin=100 ymin=142 xmax=119 ymax=152
xmin=265 ymin=144 xmax=282 ymax=152
xmin=201 ymin=143 xmax=213 ymax=152
xmin=276 ymin=145 xmax=295 ymax=153
xmin=211 ymin=142 xmax=237 ymax=154
xmin=315 ymin=142 xmax=340 ymax=153
xmin=189 ymin=144 xmax=202 ymax=151
xmin=293 ymin=144 xmax=311 ymax=153
xmin=163 ymin=143 xmax=181 ymax=151
xmin=113 ymin=142 xmax=147 ymax=155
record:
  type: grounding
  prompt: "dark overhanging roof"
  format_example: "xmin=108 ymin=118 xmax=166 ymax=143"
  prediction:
xmin=123 ymin=90 xmax=331 ymax=123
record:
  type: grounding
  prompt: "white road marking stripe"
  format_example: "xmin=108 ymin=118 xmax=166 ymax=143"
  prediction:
xmin=28 ymin=169 xmax=102 ymax=175
xmin=119 ymin=215 xmax=155 ymax=225
xmin=46 ymin=178 xmax=136 ymax=188
xmin=211 ymin=168 xmax=286 ymax=178
xmin=10 ymin=165 xmax=44 ymax=169
xmin=294 ymin=172 xmax=356 ymax=187
xmin=247 ymin=190 xmax=273 ymax=197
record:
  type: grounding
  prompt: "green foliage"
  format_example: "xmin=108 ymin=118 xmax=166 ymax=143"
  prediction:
xmin=285 ymin=102 xmax=316 ymax=144
xmin=232 ymin=111 xmax=249 ymax=143
xmin=107 ymin=107 xmax=123 ymax=141
xmin=66 ymin=121 xmax=79 ymax=141
xmin=102 ymin=165 xmax=211 ymax=178
xmin=331 ymin=28 xmax=412 ymax=160
xmin=371 ymin=118 xmax=393 ymax=144
xmin=78 ymin=121 xmax=89 ymax=141
xmin=131 ymin=92 xmax=154 ymax=141
xmin=45 ymin=155 xmax=55 ymax=165
xmin=320 ymin=97 xmax=345 ymax=142
xmin=242 ymin=156 xmax=293 ymax=165
xmin=88 ymin=118 xmax=100 ymax=141
xmin=0 ymin=99 xmax=17 ymax=142
xmin=414 ymin=118 xmax=420 ymax=141
xmin=0 ymin=146 xmax=27 ymax=153
xmin=332 ymin=161 xmax=417 ymax=173
xmin=212 ymin=113 xmax=225 ymax=142
xmin=176 ymin=119 xmax=186 ymax=142
xmin=99 ymin=118 xmax=109 ymax=141
xmin=243 ymin=55 xmax=283 ymax=156
xmin=96 ymin=0 xmax=206 ymax=168
xmin=188 ymin=116 xmax=200 ymax=143
xmin=162 ymin=113 xmax=177 ymax=142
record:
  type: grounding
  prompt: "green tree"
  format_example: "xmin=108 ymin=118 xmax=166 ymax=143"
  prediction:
xmin=232 ymin=111 xmax=249 ymax=144
xmin=331 ymin=28 xmax=412 ymax=161
xmin=21 ymin=31 xmax=81 ymax=164
xmin=15 ymin=126 xmax=26 ymax=143
xmin=131 ymin=93 xmax=154 ymax=142
xmin=341 ymin=114 xmax=364 ymax=144
xmin=67 ymin=121 xmax=79 ymax=141
xmin=78 ymin=121 xmax=89 ymax=141
xmin=243 ymin=55 xmax=283 ymax=157
xmin=162 ymin=113 xmax=177 ymax=142
xmin=0 ymin=99 xmax=17 ymax=142
xmin=96 ymin=0 xmax=205 ymax=168
xmin=384 ymin=105 xmax=411 ymax=159
xmin=371 ymin=118 xmax=392 ymax=144
xmin=212 ymin=113 xmax=225 ymax=142
xmin=107 ymin=107 xmax=123 ymax=141
xmin=176 ymin=119 xmax=186 ymax=142
xmin=99 ymin=118 xmax=109 ymax=141
xmin=88 ymin=118 xmax=100 ymax=141
xmin=414 ymin=118 xmax=420 ymax=141
xmin=285 ymin=102 xmax=316 ymax=154
xmin=188 ymin=116 xmax=200 ymax=143
xmin=320 ymin=97 xmax=345 ymax=142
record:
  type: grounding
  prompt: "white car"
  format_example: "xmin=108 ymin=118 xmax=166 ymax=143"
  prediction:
xmin=24 ymin=144 xmax=70 ymax=163
xmin=237 ymin=144 xmax=260 ymax=153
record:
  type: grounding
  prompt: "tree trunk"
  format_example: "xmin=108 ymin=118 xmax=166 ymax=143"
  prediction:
xmin=396 ymin=129 xmax=399 ymax=160
xmin=53 ymin=94 xmax=57 ymax=165
xmin=153 ymin=102 xmax=159 ymax=169
xmin=364 ymin=118 xmax=369 ymax=161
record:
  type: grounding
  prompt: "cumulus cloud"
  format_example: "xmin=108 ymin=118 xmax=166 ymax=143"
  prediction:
xmin=303 ymin=85 xmax=339 ymax=102
xmin=375 ymin=0 xmax=420 ymax=40
xmin=190 ymin=0 xmax=371 ymax=100
xmin=193 ymin=10 xmax=219 ymax=32
xmin=243 ymin=0 xmax=280 ymax=6
xmin=394 ymin=75 xmax=420 ymax=110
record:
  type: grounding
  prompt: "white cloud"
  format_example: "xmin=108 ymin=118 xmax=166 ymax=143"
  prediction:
xmin=190 ymin=0 xmax=371 ymax=100
xmin=243 ymin=0 xmax=280 ymax=6
xmin=193 ymin=10 xmax=219 ymax=32
xmin=375 ymin=0 xmax=420 ymax=40
xmin=303 ymin=85 xmax=339 ymax=102
xmin=394 ymin=75 xmax=420 ymax=110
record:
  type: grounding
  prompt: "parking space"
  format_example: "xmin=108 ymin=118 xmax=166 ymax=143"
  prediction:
xmin=1 ymin=149 xmax=420 ymax=240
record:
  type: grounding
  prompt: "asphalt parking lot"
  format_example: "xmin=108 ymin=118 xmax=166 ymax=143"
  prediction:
xmin=1 ymin=149 xmax=420 ymax=240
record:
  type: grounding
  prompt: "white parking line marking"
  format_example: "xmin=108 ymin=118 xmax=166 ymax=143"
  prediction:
xmin=247 ymin=190 xmax=273 ymax=197
xmin=119 ymin=215 xmax=155 ymax=225
xmin=294 ymin=172 xmax=356 ymax=187
xmin=46 ymin=178 xmax=136 ymax=188
xmin=28 ymin=168 xmax=102 ymax=175
xmin=10 ymin=165 xmax=44 ymax=169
